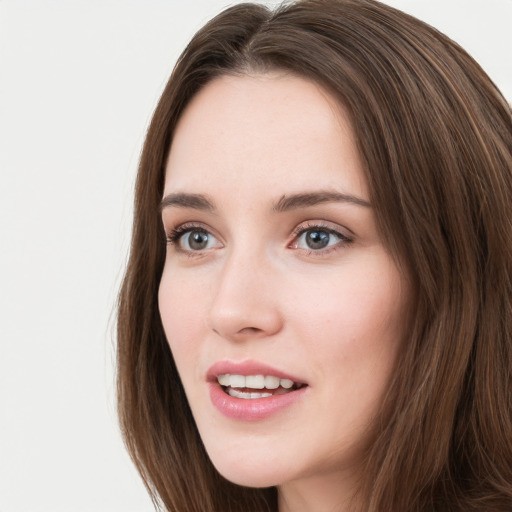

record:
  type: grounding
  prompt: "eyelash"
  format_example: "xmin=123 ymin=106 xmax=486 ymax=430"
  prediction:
xmin=165 ymin=222 xmax=353 ymax=256
xmin=290 ymin=222 xmax=353 ymax=255
xmin=166 ymin=223 xmax=213 ymax=254
xmin=167 ymin=224 xmax=199 ymax=244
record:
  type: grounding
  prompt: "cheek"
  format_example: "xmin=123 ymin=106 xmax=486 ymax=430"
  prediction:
xmin=158 ymin=271 xmax=209 ymax=379
xmin=286 ymin=260 xmax=407 ymax=397
xmin=290 ymin=262 xmax=406 ymax=341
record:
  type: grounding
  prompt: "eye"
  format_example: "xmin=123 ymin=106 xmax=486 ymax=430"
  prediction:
xmin=291 ymin=224 xmax=352 ymax=253
xmin=297 ymin=229 xmax=340 ymax=250
xmin=168 ymin=226 xmax=220 ymax=252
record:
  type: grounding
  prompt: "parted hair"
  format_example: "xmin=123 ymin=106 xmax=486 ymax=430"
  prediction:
xmin=117 ymin=1 xmax=512 ymax=510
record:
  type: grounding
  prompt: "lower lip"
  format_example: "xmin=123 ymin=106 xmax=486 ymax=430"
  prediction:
xmin=209 ymin=382 xmax=307 ymax=421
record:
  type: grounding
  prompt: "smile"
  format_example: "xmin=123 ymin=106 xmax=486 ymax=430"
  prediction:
xmin=207 ymin=361 xmax=308 ymax=420
xmin=217 ymin=374 xmax=305 ymax=399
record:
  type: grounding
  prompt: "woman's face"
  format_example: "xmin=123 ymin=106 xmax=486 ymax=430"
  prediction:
xmin=159 ymin=74 xmax=409 ymax=495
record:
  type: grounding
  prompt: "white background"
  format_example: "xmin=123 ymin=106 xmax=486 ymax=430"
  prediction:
xmin=0 ymin=1 xmax=510 ymax=511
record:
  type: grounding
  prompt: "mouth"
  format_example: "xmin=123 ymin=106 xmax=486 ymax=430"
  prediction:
xmin=208 ymin=361 xmax=308 ymax=420
xmin=217 ymin=374 xmax=306 ymax=399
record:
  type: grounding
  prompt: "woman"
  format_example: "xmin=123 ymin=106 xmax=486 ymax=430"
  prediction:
xmin=117 ymin=1 xmax=512 ymax=510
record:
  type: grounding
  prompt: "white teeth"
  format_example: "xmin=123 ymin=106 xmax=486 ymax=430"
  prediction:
xmin=264 ymin=375 xmax=280 ymax=389
xmin=280 ymin=378 xmax=294 ymax=389
xmin=217 ymin=374 xmax=300 ymax=390
xmin=218 ymin=374 xmax=230 ymax=386
xmin=228 ymin=388 xmax=272 ymax=399
xmin=245 ymin=375 xmax=265 ymax=389
xmin=229 ymin=374 xmax=246 ymax=388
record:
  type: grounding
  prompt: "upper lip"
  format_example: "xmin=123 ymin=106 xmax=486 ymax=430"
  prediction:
xmin=207 ymin=359 xmax=307 ymax=385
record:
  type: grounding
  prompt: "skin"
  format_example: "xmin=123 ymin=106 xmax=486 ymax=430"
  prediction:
xmin=158 ymin=73 xmax=410 ymax=512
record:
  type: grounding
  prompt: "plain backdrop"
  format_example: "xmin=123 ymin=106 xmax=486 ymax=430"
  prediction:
xmin=0 ymin=1 xmax=510 ymax=511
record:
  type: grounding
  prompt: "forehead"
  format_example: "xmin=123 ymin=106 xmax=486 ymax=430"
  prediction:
xmin=164 ymin=73 xmax=367 ymax=202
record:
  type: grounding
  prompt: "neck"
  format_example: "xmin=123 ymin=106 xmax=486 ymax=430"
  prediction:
xmin=278 ymin=470 xmax=363 ymax=512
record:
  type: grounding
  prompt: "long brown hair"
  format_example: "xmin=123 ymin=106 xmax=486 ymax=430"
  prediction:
xmin=117 ymin=1 xmax=512 ymax=510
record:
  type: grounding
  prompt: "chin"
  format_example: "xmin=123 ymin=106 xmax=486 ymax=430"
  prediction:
xmin=207 ymin=450 xmax=289 ymax=488
xmin=219 ymin=470 xmax=278 ymax=489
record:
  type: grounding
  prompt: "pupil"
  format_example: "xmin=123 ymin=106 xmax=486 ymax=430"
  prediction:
xmin=189 ymin=231 xmax=208 ymax=250
xmin=306 ymin=230 xmax=329 ymax=249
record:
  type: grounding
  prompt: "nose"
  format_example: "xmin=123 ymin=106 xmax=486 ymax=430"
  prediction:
xmin=206 ymin=250 xmax=283 ymax=342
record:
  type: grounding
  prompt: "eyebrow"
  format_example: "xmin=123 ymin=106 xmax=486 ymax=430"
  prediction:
xmin=273 ymin=191 xmax=371 ymax=211
xmin=160 ymin=193 xmax=215 ymax=212
xmin=160 ymin=190 xmax=371 ymax=213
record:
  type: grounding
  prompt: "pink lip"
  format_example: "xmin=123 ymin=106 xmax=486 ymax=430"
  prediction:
xmin=207 ymin=359 xmax=308 ymax=421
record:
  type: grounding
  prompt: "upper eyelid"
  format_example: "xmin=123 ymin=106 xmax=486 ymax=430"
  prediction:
xmin=165 ymin=220 xmax=213 ymax=235
xmin=164 ymin=220 xmax=354 ymax=246
xmin=166 ymin=222 xmax=223 ymax=248
xmin=294 ymin=227 xmax=348 ymax=241
xmin=291 ymin=220 xmax=354 ymax=238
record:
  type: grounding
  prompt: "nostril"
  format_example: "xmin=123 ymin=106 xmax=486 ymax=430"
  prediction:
xmin=239 ymin=327 xmax=263 ymax=335
xmin=207 ymin=296 xmax=283 ymax=340
xmin=211 ymin=325 xmax=265 ymax=340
